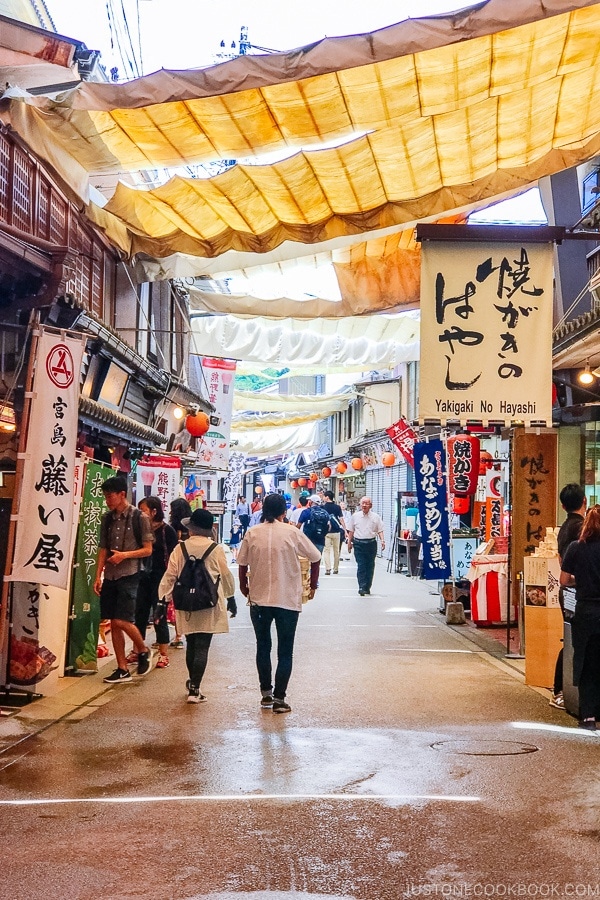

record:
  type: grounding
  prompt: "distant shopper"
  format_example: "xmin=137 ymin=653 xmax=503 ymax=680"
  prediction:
xmin=159 ymin=508 xmax=236 ymax=703
xmin=236 ymin=495 xmax=251 ymax=536
xmin=297 ymin=494 xmax=331 ymax=554
xmin=168 ymin=498 xmax=193 ymax=650
xmin=94 ymin=475 xmax=154 ymax=683
xmin=238 ymin=493 xmax=321 ymax=713
xmin=229 ymin=517 xmax=242 ymax=562
xmin=248 ymin=501 xmax=263 ymax=529
xmin=133 ymin=496 xmax=178 ymax=669
xmin=322 ymin=490 xmax=345 ymax=575
xmin=550 ymin=483 xmax=586 ymax=710
xmin=560 ymin=503 xmax=600 ymax=730
xmin=347 ymin=497 xmax=385 ymax=596
xmin=289 ymin=494 xmax=308 ymax=526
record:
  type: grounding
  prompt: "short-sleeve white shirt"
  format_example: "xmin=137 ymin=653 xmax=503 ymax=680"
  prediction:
xmin=349 ymin=509 xmax=384 ymax=540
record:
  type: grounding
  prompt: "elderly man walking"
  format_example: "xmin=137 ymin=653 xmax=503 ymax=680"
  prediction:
xmin=347 ymin=497 xmax=385 ymax=596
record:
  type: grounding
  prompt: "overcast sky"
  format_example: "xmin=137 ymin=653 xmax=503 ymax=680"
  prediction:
xmin=48 ymin=0 xmax=468 ymax=75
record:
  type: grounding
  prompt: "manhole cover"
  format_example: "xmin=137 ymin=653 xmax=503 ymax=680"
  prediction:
xmin=431 ymin=740 xmax=539 ymax=756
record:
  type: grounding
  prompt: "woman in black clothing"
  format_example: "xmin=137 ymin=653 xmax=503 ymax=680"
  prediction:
xmin=168 ymin=498 xmax=192 ymax=649
xmin=135 ymin=496 xmax=178 ymax=668
xmin=560 ymin=504 xmax=600 ymax=730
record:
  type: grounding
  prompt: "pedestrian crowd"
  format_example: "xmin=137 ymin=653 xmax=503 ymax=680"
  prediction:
xmin=95 ymin=477 xmax=385 ymax=712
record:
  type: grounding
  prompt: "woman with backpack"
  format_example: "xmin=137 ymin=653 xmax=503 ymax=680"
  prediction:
xmin=237 ymin=493 xmax=322 ymax=714
xmin=168 ymin=498 xmax=193 ymax=650
xmin=158 ymin=508 xmax=236 ymax=703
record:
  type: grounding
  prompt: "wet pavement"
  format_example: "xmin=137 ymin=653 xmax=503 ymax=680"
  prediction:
xmin=1 ymin=556 xmax=599 ymax=899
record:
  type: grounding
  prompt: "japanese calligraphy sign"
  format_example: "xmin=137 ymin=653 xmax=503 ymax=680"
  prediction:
xmin=386 ymin=418 xmax=418 ymax=468
xmin=413 ymin=439 xmax=452 ymax=580
xmin=420 ymin=241 xmax=553 ymax=425
xmin=196 ymin=357 xmax=236 ymax=471
xmin=67 ymin=461 xmax=109 ymax=673
xmin=135 ymin=455 xmax=181 ymax=513
xmin=10 ymin=330 xmax=85 ymax=589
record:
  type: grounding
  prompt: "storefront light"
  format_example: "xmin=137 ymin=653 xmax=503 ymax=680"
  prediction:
xmin=578 ymin=362 xmax=595 ymax=386
xmin=173 ymin=406 xmax=185 ymax=420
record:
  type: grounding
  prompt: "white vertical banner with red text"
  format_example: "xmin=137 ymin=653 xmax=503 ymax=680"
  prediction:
xmin=419 ymin=242 xmax=553 ymax=425
xmin=10 ymin=329 xmax=85 ymax=588
xmin=197 ymin=357 xmax=237 ymax=471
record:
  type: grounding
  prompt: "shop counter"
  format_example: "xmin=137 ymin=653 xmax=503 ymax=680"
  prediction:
xmin=467 ymin=554 xmax=511 ymax=626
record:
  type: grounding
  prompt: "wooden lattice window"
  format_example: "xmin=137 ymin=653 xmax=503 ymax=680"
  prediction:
xmin=49 ymin=192 xmax=67 ymax=244
xmin=12 ymin=146 xmax=32 ymax=232
xmin=0 ymin=133 xmax=10 ymax=224
xmin=38 ymin=180 xmax=50 ymax=240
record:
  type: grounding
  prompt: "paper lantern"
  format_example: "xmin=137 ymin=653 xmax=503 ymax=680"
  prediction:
xmin=382 ymin=452 xmax=396 ymax=467
xmin=479 ymin=450 xmax=494 ymax=476
xmin=290 ymin=480 xmax=298 ymax=489
xmin=255 ymin=485 xmax=263 ymax=494
xmin=335 ymin=462 xmax=347 ymax=474
xmin=351 ymin=457 xmax=363 ymax=471
xmin=453 ymin=496 xmax=471 ymax=515
xmin=447 ymin=434 xmax=480 ymax=497
xmin=310 ymin=472 xmax=319 ymax=482
xmin=307 ymin=480 xmax=315 ymax=490
xmin=298 ymin=477 xmax=307 ymax=486
xmin=185 ymin=411 xmax=210 ymax=437
xmin=321 ymin=467 xmax=332 ymax=478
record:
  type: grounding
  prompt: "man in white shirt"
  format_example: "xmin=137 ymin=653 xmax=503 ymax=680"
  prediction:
xmin=288 ymin=495 xmax=308 ymax=526
xmin=347 ymin=497 xmax=385 ymax=596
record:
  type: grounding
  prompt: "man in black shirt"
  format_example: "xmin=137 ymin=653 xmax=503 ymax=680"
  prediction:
xmin=551 ymin=483 xmax=586 ymax=709
xmin=322 ymin=490 xmax=345 ymax=575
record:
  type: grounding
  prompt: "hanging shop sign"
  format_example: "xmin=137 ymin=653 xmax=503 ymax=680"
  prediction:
xmin=413 ymin=439 xmax=451 ymax=580
xmin=386 ymin=418 xmax=418 ymax=468
xmin=419 ymin=241 xmax=553 ymax=425
xmin=196 ymin=357 xmax=237 ymax=471
xmin=10 ymin=330 xmax=86 ymax=589
xmin=447 ymin=434 xmax=480 ymax=496
xmin=136 ymin=455 xmax=181 ymax=513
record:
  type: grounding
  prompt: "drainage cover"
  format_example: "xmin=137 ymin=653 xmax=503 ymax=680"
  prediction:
xmin=431 ymin=740 xmax=539 ymax=756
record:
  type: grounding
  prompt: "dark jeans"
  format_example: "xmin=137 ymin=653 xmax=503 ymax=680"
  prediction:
xmin=250 ymin=605 xmax=299 ymax=701
xmin=239 ymin=514 xmax=250 ymax=537
xmin=135 ymin=573 xmax=170 ymax=646
xmin=353 ymin=539 xmax=378 ymax=592
xmin=185 ymin=632 xmax=213 ymax=688
xmin=579 ymin=633 xmax=600 ymax=720
xmin=553 ymin=647 xmax=563 ymax=695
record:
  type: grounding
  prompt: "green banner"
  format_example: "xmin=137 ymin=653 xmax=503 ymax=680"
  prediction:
xmin=67 ymin=462 xmax=110 ymax=672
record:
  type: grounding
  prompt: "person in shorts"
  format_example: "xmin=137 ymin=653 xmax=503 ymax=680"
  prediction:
xmin=94 ymin=475 xmax=154 ymax=684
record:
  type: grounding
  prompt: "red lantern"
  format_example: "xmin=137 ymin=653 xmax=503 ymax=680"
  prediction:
xmin=382 ymin=452 xmax=395 ymax=467
xmin=310 ymin=472 xmax=319 ymax=482
xmin=335 ymin=462 xmax=347 ymax=474
xmin=322 ymin=467 xmax=332 ymax=478
xmin=453 ymin=496 xmax=471 ymax=515
xmin=298 ymin=477 xmax=307 ymax=486
xmin=351 ymin=457 xmax=363 ymax=471
xmin=447 ymin=434 xmax=480 ymax=497
xmin=479 ymin=450 xmax=494 ymax=476
xmin=290 ymin=480 xmax=298 ymax=489
xmin=185 ymin=411 xmax=210 ymax=437
xmin=255 ymin=485 xmax=263 ymax=494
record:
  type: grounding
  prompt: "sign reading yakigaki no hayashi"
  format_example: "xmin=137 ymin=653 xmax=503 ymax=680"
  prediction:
xmin=419 ymin=241 xmax=553 ymax=425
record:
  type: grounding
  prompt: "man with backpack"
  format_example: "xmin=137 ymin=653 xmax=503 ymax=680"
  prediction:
xmin=94 ymin=475 xmax=154 ymax=684
xmin=322 ymin=490 xmax=345 ymax=575
xmin=297 ymin=495 xmax=331 ymax=554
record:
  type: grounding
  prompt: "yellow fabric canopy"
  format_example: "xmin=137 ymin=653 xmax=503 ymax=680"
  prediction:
xmin=2 ymin=0 xmax=600 ymax=269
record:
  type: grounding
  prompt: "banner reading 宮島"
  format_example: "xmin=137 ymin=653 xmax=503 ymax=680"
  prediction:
xmin=413 ymin=439 xmax=452 ymax=580
xmin=10 ymin=329 xmax=86 ymax=589
xmin=419 ymin=241 xmax=553 ymax=425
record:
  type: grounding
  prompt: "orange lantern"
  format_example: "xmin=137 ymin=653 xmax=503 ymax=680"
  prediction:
xmin=351 ymin=457 xmax=363 ymax=471
xmin=382 ymin=452 xmax=396 ymax=467
xmin=447 ymin=434 xmax=480 ymax=497
xmin=479 ymin=450 xmax=494 ymax=476
xmin=298 ymin=477 xmax=307 ymax=486
xmin=290 ymin=480 xmax=298 ymax=489
xmin=185 ymin=411 xmax=210 ymax=437
xmin=255 ymin=485 xmax=263 ymax=494
xmin=453 ymin=496 xmax=471 ymax=515
xmin=310 ymin=472 xmax=319 ymax=482
xmin=321 ymin=466 xmax=332 ymax=478
xmin=335 ymin=462 xmax=347 ymax=474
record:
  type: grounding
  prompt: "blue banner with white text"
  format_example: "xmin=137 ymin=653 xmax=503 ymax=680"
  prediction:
xmin=413 ymin=440 xmax=451 ymax=580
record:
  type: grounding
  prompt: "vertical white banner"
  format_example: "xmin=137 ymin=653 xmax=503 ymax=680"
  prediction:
xmin=10 ymin=330 xmax=85 ymax=589
xmin=197 ymin=357 xmax=236 ymax=471
xmin=419 ymin=241 xmax=553 ymax=425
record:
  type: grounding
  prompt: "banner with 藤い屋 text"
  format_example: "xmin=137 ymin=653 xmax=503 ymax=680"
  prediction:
xmin=10 ymin=329 xmax=85 ymax=589
xmin=419 ymin=241 xmax=553 ymax=425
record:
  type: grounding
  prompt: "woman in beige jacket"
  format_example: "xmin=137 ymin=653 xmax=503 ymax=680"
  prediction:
xmin=159 ymin=508 xmax=235 ymax=703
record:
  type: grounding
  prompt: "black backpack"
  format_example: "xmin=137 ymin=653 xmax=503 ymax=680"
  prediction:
xmin=304 ymin=506 xmax=330 ymax=544
xmin=172 ymin=542 xmax=220 ymax=612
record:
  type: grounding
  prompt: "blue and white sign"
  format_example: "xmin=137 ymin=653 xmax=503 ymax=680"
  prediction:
xmin=414 ymin=439 xmax=451 ymax=580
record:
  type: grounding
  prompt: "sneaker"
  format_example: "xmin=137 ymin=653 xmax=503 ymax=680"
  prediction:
xmin=333 ymin=570 xmax=339 ymax=574
xmin=325 ymin=570 xmax=331 ymax=575
xmin=170 ymin=639 xmax=185 ymax=649
xmin=260 ymin=694 xmax=274 ymax=708
xmin=579 ymin=718 xmax=597 ymax=731
xmin=272 ymin=698 xmax=291 ymax=714
xmin=103 ymin=668 xmax=132 ymax=684
xmin=549 ymin=692 xmax=565 ymax=709
xmin=125 ymin=650 xmax=139 ymax=665
xmin=358 ymin=590 xmax=366 ymax=596
xmin=156 ymin=654 xmax=170 ymax=669
xmin=186 ymin=680 xmax=207 ymax=703
xmin=136 ymin=650 xmax=152 ymax=676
